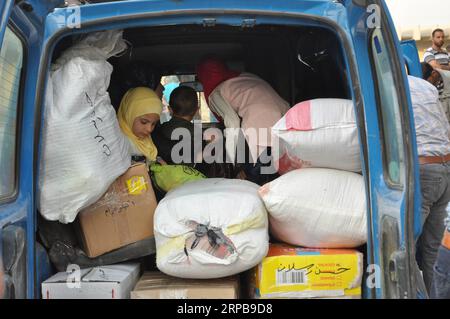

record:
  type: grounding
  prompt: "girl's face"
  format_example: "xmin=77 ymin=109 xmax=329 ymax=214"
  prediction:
xmin=132 ymin=113 xmax=160 ymax=139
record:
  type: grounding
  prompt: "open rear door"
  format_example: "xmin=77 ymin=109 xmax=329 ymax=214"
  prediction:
xmin=0 ymin=0 xmax=50 ymax=299
xmin=401 ymin=40 xmax=423 ymax=78
xmin=341 ymin=0 xmax=424 ymax=298
xmin=0 ymin=0 xmax=14 ymax=44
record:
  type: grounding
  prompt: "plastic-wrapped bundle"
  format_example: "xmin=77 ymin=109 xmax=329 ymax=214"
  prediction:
xmin=155 ymin=178 xmax=269 ymax=279
xmin=272 ymin=98 xmax=361 ymax=175
xmin=259 ymin=168 xmax=367 ymax=248
xmin=38 ymin=30 xmax=131 ymax=223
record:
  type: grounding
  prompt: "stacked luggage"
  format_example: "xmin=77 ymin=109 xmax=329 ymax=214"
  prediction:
xmin=146 ymin=98 xmax=367 ymax=299
xmin=38 ymin=30 xmax=367 ymax=299
xmin=249 ymin=98 xmax=366 ymax=299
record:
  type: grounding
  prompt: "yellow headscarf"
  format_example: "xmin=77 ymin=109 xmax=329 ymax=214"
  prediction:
xmin=118 ymin=87 xmax=163 ymax=162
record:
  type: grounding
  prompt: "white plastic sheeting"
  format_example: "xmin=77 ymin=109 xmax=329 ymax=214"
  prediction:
xmin=272 ymin=98 xmax=361 ymax=175
xmin=155 ymin=178 xmax=269 ymax=279
xmin=259 ymin=168 xmax=367 ymax=248
xmin=38 ymin=30 xmax=131 ymax=223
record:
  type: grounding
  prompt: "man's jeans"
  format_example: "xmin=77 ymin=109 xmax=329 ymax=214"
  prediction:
xmin=416 ymin=162 xmax=450 ymax=293
xmin=439 ymin=96 xmax=450 ymax=125
xmin=430 ymin=245 xmax=450 ymax=299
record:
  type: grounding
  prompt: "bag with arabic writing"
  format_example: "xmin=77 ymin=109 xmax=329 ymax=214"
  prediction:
xmin=38 ymin=30 xmax=131 ymax=223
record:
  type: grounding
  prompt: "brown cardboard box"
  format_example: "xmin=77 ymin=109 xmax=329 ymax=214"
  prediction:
xmin=131 ymin=272 xmax=240 ymax=299
xmin=78 ymin=163 xmax=156 ymax=258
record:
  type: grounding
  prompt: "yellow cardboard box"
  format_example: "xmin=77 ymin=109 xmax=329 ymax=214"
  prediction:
xmin=252 ymin=244 xmax=363 ymax=299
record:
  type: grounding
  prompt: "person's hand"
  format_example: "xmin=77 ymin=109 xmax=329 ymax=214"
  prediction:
xmin=203 ymin=132 xmax=216 ymax=144
xmin=156 ymin=157 xmax=167 ymax=165
xmin=235 ymin=168 xmax=247 ymax=180
xmin=155 ymin=83 xmax=164 ymax=101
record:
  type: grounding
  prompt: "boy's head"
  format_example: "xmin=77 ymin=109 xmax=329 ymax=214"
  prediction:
xmin=421 ymin=62 xmax=442 ymax=87
xmin=169 ymin=86 xmax=199 ymax=119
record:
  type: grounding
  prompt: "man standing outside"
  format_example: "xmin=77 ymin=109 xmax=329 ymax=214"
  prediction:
xmin=424 ymin=29 xmax=450 ymax=124
xmin=424 ymin=29 xmax=450 ymax=94
xmin=409 ymin=73 xmax=450 ymax=295
xmin=424 ymin=29 xmax=450 ymax=71
xmin=422 ymin=62 xmax=450 ymax=123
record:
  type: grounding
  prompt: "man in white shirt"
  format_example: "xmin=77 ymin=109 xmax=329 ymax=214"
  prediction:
xmin=422 ymin=62 xmax=450 ymax=124
xmin=409 ymin=74 xmax=450 ymax=294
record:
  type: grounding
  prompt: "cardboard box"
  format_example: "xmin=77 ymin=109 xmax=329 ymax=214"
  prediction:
xmin=251 ymin=244 xmax=363 ymax=299
xmin=78 ymin=163 xmax=157 ymax=257
xmin=42 ymin=263 xmax=140 ymax=299
xmin=131 ymin=272 xmax=240 ymax=299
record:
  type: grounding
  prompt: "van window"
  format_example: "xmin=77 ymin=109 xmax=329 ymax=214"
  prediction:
xmin=0 ymin=28 xmax=23 ymax=200
xmin=197 ymin=91 xmax=219 ymax=124
xmin=371 ymin=28 xmax=405 ymax=187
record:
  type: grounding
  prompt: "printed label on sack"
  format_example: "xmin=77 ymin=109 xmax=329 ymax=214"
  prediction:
xmin=126 ymin=176 xmax=147 ymax=195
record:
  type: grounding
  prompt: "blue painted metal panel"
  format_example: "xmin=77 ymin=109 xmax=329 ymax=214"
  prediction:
xmin=0 ymin=0 xmax=421 ymax=298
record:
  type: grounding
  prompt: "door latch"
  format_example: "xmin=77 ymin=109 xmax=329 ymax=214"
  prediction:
xmin=203 ymin=18 xmax=216 ymax=27
xmin=241 ymin=19 xmax=256 ymax=28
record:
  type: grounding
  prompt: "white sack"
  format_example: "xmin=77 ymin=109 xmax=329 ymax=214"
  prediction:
xmin=259 ymin=168 xmax=367 ymax=248
xmin=38 ymin=30 xmax=131 ymax=223
xmin=272 ymin=98 xmax=361 ymax=174
xmin=155 ymin=178 xmax=269 ymax=279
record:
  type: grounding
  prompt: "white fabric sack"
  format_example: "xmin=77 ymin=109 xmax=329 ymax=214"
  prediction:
xmin=38 ymin=30 xmax=131 ymax=223
xmin=155 ymin=178 xmax=269 ymax=279
xmin=259 ymin=168 xmax=367 ymax=248
xmin=272 ymin=98 xmax=361 ymax=174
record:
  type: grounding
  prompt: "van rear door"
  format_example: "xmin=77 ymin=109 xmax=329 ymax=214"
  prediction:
xmin=0 ymin=0 xmax=49 ymax=299
xmin=401 ymin=40 xmax=423 ymax=77
xmin=342 ymin=0 xmax=423 ymax=298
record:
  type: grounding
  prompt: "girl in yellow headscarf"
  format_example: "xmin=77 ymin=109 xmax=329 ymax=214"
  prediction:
xmin=117 ymin=87 xmax=163 ymax=163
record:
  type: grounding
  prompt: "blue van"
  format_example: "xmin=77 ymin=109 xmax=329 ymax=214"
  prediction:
xmin=0 ymin=0 xmax=426 ymax=299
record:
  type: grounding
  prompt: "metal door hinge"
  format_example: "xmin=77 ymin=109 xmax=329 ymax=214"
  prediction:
xmin=241 ymin=19 xmax=256 ymax=28
xmin=65 ymin=0 xmax=88 ymax=7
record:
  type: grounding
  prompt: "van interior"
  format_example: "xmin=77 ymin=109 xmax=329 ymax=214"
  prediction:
xmin=38 ymin=23 xmax=367 ymax=298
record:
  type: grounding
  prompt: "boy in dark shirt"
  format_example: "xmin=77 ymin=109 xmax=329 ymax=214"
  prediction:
xmin=153 ymin=85 xmax=241 ymax=179
xmin=153 ymin=86 xmax=206 ymax=172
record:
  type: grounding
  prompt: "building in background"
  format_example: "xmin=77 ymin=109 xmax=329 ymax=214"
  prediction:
xmin=386 ymin=0 xmax=450 ymax=60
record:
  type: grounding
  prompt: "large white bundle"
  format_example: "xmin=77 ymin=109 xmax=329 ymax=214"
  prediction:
xmin=155 ymin=178 xmax=269 ymax=279
xmin=272 ymin=98 xmax=361 ymax=174
xmin=259 ymin=168 xmax=367 ymax=248
xmin=38 ymin=30 xmax=131 ymax=223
